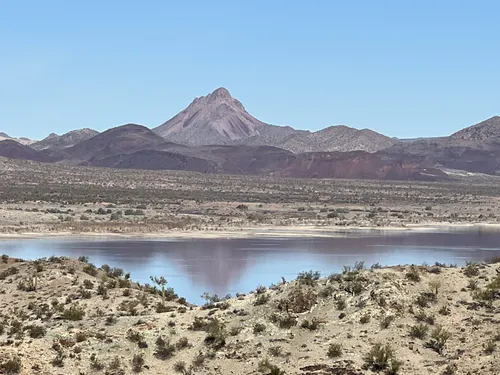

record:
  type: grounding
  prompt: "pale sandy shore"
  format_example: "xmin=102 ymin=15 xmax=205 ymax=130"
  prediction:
xmin=1 ymin=222 xmax=500 ymax=241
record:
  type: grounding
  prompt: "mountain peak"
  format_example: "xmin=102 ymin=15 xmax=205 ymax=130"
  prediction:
xmin=154 ymin=88 xmax=266 ymax=145
xmin=208 ymin=87 xmax=232 ymax=100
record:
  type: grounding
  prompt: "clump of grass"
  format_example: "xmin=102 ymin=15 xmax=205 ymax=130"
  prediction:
xmin=425 ymin=325 xmax=451 ymax=354
xmin=327 ymin=343 xmax=342 ymax=358
xmin=409 ymin=323 xmax=429 ymax=339
xmin=363 ymin=343 xmax=401 ymax=373
xmin=173 ymin=361 xmax=187 ymax=373
xmin=176 ymin=337 xmax=190 ymax=350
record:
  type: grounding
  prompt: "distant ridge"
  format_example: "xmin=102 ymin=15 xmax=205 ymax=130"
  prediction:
xmin=32 ymin=128 xmax=99 ymax=150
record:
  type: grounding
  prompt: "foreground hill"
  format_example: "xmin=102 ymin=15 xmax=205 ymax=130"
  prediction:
xmin=1 ymin=256 xmax=499 ymax=374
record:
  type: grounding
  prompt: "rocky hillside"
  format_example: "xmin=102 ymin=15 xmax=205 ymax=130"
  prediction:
xmin=450 ymin=116 xmax=500 ymax=142
xmin=263 ymin=125 xmax=397 ymax=153
xmin=0 ymin=256 xmax=499 ymax=374
xmin=31 ymin=128 xmax=99 ymax=151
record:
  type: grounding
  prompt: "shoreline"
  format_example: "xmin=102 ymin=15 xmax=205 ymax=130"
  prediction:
xmin=1 ymin=222 xmax=500 ymax=240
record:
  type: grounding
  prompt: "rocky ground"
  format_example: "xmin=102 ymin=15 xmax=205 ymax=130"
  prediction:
xmin=0 ymin=255 xmax=499 ymax=375
xmin=2 ymin=157 xmax=500 ymax=236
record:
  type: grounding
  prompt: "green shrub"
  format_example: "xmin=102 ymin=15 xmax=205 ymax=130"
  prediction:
xmin=0 ymin=356 xmax=22 ymax=374
xmin=327 ymin=343 xmax=342 ymax=358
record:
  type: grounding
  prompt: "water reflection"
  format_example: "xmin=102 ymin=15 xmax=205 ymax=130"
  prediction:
xmin=1 ymin=230 xmax=499 ymax=304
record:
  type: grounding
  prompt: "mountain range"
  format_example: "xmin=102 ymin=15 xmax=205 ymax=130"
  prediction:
xmin=1 ymin=87 xmax=499 ymax=181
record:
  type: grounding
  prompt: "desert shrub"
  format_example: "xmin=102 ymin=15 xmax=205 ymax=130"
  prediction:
xmin=409 ymin=323 xmax=429 ymax=339
xmin=1 ymin=356 xmax=22 ymax=374
xmin=257 ymin=359 xmax=285 ymax=375
xmin=127 ymin=330 xmax=144 ymax=343
xmin=425 ymin=325 xmax=451 ymax=354
xmin=428 ymin=279 xmax=442 ymax=295
xmin=254 ymin=293 xmax=271 ymax=306
xmin=108 ymin=356 xmax=121 ymax=370
xmin=336 ymin=297 xmax=346 ymax=310
xmin=78 ymin=256 xmax=89 ymax=263
xmin=415 ymin=292 xmax=437 ymax=308
xmin=406 ymin=266 xmax=421 ymax=282
xmin=301 ymin=317 xmax=321 ymax=330
xmin=192 ymin=352 xmax=205 ymax=368
xmin=1 ymin=254 xmax=8 ymax=263
xmin=90 ymin=353 xmax=105 ymax=370
xmin=27 ymin=325 xmax=46 ymax=338
xmin=463 ymin=262 xmax=480 ymax=277
xmin=442 ymin=364 xmax=457 ymax=375
xmin=380 ymin=315 xmax=395 ymax=329
xmin=363 ymin=343 xmax=400 ymax=372
xmin=270 ymin=312 xmax=297 ymax=329
xmin=254 ymin=323 xmax=267 ymax=334
xmin=278 ymin=286 xmax=317 ymax=313
xmin=155 ymin=336 xmax=176 ymax=360
xmin=296 ymin=270 xmax=321 ymax=286
xmin=131 ymin=354 xmax=145 ymax=372
xmin=62 ymin=305 xmax=85 ymax=321
xmin=360 ymin=314 xmax=371 ymax=324
xmin=176 ymin=337 xmax=189 ymax=350
xmin=327 ymin=343 xmax=342 ymax=358
xmin=83 ymin=263 xmax=98 ymax=276
xmin=268 ymin=346 xmax=284 ymax=357
xmin=484 ymin=340 xmax=496 ymax=354
xmin=203 ymin=318 xmax=226 ymax=350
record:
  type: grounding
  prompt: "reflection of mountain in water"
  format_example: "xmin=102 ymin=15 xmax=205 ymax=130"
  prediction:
xmin=1 ymin=230 xmax=500 ymax=302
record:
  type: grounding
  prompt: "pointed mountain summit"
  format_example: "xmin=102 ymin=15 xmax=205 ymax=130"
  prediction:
xmin=153 ymin=87 xmax=269 ymax=146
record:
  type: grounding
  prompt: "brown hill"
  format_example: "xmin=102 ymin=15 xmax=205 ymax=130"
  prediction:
xmin=31 ymin=128 xmax=99 ymax=150
xmin=154 ymin=87 xmax=270 ymax=145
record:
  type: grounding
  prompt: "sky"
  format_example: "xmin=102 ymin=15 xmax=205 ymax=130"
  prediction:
xmin=1 ymin=1 xmax=499 ymax=140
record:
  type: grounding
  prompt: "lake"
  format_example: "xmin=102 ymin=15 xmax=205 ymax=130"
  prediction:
xmin=1 ymin=230 xmax=500 ymax=304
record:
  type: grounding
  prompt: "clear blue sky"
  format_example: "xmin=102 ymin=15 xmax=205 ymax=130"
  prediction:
xmin=1 ymin=0 xmax=498 ymax=139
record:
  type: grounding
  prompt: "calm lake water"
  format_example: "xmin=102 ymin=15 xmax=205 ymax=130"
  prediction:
xmin=1 ymin=230 xmax=500 ymax=304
